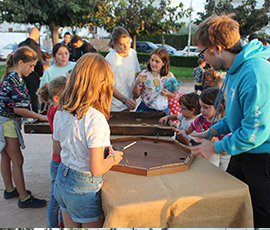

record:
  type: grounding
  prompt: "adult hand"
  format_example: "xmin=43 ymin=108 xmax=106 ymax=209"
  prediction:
xmin=191 ymin=127 xmax=217 ymax=140
xmin=191 ymin=139 xmax=216 ymax=159
xmin=126 ymin=98 xmax=137 ymax=110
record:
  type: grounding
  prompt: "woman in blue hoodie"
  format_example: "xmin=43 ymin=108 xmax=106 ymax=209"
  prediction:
xmin=191 ymin=14 xmax=270 ymax=228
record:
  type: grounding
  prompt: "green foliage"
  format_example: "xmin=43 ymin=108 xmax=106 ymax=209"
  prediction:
xmin=195 ymin=0 xmax=269 ymax=38
xmin=0 ymin=0 xmax=112 ymax=44
xmin=98 ymin=0 xmax=191 ymax=45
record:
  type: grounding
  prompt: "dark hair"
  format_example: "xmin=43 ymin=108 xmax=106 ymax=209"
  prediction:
xmin=257 ymin=37 xmax=267 ymax=46
xmin=42 ymin=52 xmax=51 ymax=61
xmin=147 ymin=48 xmax=170 ymax=76
xmin=64 ymin=32 xmax=71 ymax=37
xmin=248 ymin=33 xmax=258 ymax=42
xmin=52 ymin=43 xmax=68 ymax=57
xmin=179 ymin=92 xmax=201 ymax=115
xmin=2 ymin=46 xmax=38 ymax=80
xmin=197 ymin=58 xmax=205 ymax=65
xmin=200 ymin=87 xmax=225 ymax=118
xmin=108 ymin=27 xmax=130 ymax=48
xmin=71 ymin=35 xmax=83 ymax=44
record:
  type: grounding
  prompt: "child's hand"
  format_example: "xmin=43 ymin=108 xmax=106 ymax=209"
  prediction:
xmin=38 ymin=114 xmax=48 ymax=121
xmin=159 ymin=116 xmax=169 ymax=125
xmin=135 ymin=75 xmax=147 ymax=85
xmin=112 ymin=150 xmax=124 ymax=165
xmin=161 ymin=89 xmax=170 ymax=96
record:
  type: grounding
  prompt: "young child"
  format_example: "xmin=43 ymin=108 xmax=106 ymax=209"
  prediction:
xmin=159 ymin=92 xmax=200 ymax=133
xmin=176 ymin=88 xmax=230 ymax=170
xmin=167 ymin=84 xmax=183 ymax=125
xmin=37 ymin=76 xmax=67 ymax=227
xmin=133 ymin=48 xmax=179 ymax=114
xmin=0 ymin=46 xmax=48 ymax=208
xmin=193 ymin=58 xmax=206 ymax=94
xmin=53 ymin=53 xmax=123 ymax=227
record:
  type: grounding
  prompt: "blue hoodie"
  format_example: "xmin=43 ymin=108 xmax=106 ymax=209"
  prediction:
xmin=214 ymin=39 xmax=270 ymax=156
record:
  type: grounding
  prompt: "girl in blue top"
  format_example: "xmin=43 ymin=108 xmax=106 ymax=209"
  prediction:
xmin=0 ymin=47 xmax=48 ymax=208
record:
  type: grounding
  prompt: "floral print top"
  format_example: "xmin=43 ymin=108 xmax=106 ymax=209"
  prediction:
xmin=136 ymin=69 xmax=179 ymax=109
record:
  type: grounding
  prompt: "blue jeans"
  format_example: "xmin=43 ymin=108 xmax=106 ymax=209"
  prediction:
xmin=136 ymin=101 xmax=169 ymax=114
xmin=54 ymin=163 xmax=104 ymax=223
xmin=48 ymin=159 xmax=63 ymax=227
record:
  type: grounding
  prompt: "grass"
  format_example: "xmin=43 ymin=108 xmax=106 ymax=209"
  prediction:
xmin=0 ymin=64 xmax=194 ymax=82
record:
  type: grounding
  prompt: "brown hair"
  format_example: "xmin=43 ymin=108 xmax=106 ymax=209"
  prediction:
xmin=179 ymin=92 xmax=201 ymax=115
xmin=52 ymin=43 xmax=68 ymax=57
xmin=147 ymin=48 xmax=170 ymax=76
xmin=37 ymin=76 xmax=67 ymax=103
xmin=108 ymin=27 xmax=130 ymax=48
xmin=59 ymin=53 xmax=113 ymax=120
xmin=193 ymin=14 xmax=242 ymax=54
xmin=200 ymin=87 xmax=225 ymax=118
xmin=2 ymin=46 xmax=38 ymax=80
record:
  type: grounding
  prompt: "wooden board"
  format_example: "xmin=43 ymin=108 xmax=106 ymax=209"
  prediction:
xmin=110 ymin=136 xmax=195 ymax=176
xmin=24 ymin=111 xmax=174 ymax=136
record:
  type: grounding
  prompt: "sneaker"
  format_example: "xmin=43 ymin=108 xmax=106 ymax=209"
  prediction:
xmin=4 ymin=188 xmax=32 ymax=199
xmin=18 ymin=195 xmax=47 ymax=208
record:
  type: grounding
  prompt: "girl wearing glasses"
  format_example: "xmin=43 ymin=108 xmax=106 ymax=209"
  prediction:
xmin=175 ymin=88 xmax=230 ymax=170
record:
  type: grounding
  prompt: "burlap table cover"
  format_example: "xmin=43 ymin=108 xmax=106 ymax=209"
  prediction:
xmin=101 ymin=157 xmax=253 ymax=228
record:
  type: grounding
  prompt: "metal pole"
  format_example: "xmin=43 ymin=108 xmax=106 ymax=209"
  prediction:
xmin=187 ymin=0 xmax=192 ymax=56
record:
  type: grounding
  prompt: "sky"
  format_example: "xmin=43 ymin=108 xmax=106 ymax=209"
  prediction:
xmin=172 ymin=0 xmax=206 ymax=20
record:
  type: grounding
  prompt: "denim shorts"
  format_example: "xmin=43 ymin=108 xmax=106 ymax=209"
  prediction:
xmin=54 ymin=163 xmax=104 ymax=223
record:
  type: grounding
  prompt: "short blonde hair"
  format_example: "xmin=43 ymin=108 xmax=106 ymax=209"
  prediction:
xmin=59 ymin=53 xmax=114 ymax=120
xmin=193 ymin=14 xmax=241 ymax=52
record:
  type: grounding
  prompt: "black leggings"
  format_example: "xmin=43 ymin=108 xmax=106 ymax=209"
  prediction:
xmin=227 ymin=153 xmax=270 ymax=228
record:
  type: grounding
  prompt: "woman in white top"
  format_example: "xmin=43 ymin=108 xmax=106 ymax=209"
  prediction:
xmin=105 ymin=27 xmax=140 ymax=111
xmin=40 ymin=43 xmax=76 ymax=86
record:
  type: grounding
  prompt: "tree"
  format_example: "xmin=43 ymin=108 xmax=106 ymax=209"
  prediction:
xmin=99 ymin=0 xmax=190 ymax=49
xmin=195 ymin=0 xmax=269 ymax=38
xmin=0 ymin=0 xmax=108 ymax=45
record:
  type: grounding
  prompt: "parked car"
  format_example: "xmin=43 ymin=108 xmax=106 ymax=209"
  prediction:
xmin=177 ymin=46 xmax=200 ymax=56
xmin=156 ymin=43 xmax=183 ymax=56
xmin=132 ymin=41 xmax=159 ymax=53
xmin=0 ymin=43 xmax=18 ymax=60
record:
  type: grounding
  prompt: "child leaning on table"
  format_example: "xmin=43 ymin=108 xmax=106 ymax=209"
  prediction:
xmin=159 ymin=92 xmax=201 ymax=140
xmin=37 ymin=76 xmax=67 ymax=228
xmin=53 ymin=53 xmax=123 ymax=227
xmin=0 ymin=46 xmax=48 ymax=208
xmin=133 ymin=47 xmax=179 ymax=114
xmin=175 ymin=87 xmax=230 ymax=170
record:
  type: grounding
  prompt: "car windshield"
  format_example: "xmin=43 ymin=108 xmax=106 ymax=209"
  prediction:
xmin=4 ymin=44 xmax=15 ymax=49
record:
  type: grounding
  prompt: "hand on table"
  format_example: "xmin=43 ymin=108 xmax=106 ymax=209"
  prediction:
xmin=125 ymin=98 xmax=137 ymax=110
xmin=190 ymin=138 xmax=216 ymax=159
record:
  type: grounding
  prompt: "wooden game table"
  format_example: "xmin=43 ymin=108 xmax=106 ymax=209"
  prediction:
xmin=101 ymin=148 xmax=253 ymax=228
xmin=23 ymin=111 xmax=173 ymax=136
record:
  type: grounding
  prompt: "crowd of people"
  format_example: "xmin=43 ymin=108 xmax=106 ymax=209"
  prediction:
xmin=0 ymin=14 xmax=270 ymax=228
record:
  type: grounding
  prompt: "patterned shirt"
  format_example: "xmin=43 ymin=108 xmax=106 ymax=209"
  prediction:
xmin=0 ymin=72 xmax=30 ymax=118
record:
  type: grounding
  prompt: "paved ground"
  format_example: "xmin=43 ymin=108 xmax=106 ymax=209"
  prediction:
xmin=0 ymin=82 xmax=194 ymax=228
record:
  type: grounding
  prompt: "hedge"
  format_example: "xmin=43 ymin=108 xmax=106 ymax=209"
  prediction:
xmin=99 ymin=51 xmax=199 ymax=68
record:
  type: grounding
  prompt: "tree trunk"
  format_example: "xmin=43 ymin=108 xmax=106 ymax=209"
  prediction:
xmin=49 ymin=21 xmax=60 ymax=46
xmin=162 ymin=33 xmax=165 ymax=46
xmin=133 ymin=34 xmax=136 ymax=50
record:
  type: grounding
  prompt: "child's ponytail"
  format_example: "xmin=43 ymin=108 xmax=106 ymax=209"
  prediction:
xmin=2 ymin=54 xmax=14 ymax=81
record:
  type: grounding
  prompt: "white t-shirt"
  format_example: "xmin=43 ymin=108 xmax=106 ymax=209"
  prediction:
xmin=53 ymin=108 xmax=110 ymax=172
xmin=105 ymin=49 xmax=140 ymax=111
xmin=176 ymin=114 xmax=195 ymax=140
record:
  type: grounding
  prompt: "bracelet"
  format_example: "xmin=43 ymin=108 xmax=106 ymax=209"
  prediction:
xmin=108 ymin=153 xmax=117 ymax=165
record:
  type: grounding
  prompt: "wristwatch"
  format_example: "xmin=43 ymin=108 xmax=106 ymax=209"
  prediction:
xmin=121 ymin=97 xmax=127 ymax=104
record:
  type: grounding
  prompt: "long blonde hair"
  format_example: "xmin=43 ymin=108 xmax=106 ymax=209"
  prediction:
xmin=59 ymin=53 xmax=113 ymax=120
